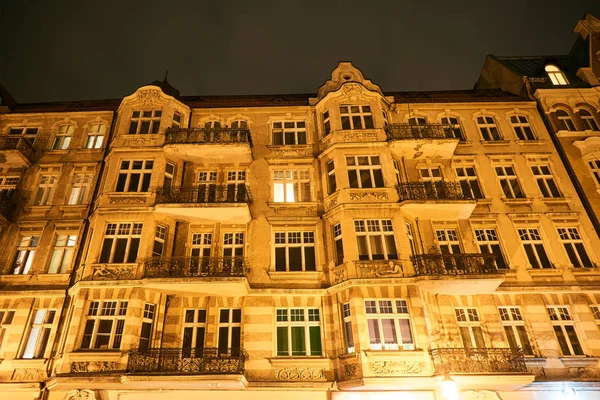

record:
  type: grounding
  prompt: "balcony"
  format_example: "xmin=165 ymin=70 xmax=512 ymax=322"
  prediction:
xmin=154 ymin=185 xmax=251 ymax=223
xmin=386 ymin=123 xmax=460 ymax=159
xmin=0 ymin=136 xmax=34 ymax=166
xmin=412 ymin=253 xmax=504 ymax=294
xmin=430 ymin=348 xmax=527 ymax=374
xmin=396 ymin=182 xmax=476 ymax=219
xmin=141 ymin=256 xmax=249 ymax=295
xmin=163 ymin=128 xmax=252 ymax=163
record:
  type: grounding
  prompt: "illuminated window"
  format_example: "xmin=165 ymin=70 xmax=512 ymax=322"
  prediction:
xmin=81 ymin=300 xmax=128 ymax=350
xmin=276 ymin=308 xmax=322 ymax=356
xmin=365 ymin=299 xmax=414 ymax=351
xmin=22 ymin=309 xmax=56 ymax=359
xmin=455 ymin=166 xmax=484 ymax=199
xmin=68 ymin=166 xmax=94 ymax=205
xmin=510 ymin=115 xmax=536 ymax=140
xmin=476 ymin=116 xmax=502 ymax=141
xmin=47 ymin=234 xmax=77 ymax=274
xmin=274 ymin=230 xmax=316 ymax=272
xmin=152 ymin=225 xmax=167 ymax=257
xmin=333 ymin=223 xmax=344 ymax=266
xmin=326 ymin=160 xmax=336 ymax=195
xmin=342 ymin=303 xmax=354 ymax=353
xmin=183 ymin=309 xmax=206 ymax=358
xmin=34 ymin=167 xmax=60 ymax=205
xmin=556 ymin=110 xmax=576 ymax=131
xmin=272 ymin=121 xmax=306 ymax=145
xmin=346 ymin=155 xmax=384 ymax=188
xmin=531 ymin=165 xmax=561 ymax=198
xmin=340 ymin=105 xmax=374 ymax=130
xmin=518 ymin=228 xmax=551 ymax=269
xmin=129 ymin=110 xmax=161 ymax=134
xmin=85 ymin=123 xmax=106 ymax=149
xmin=557 ymin=227 xmax=594 ymax=268
xmin=12 ymin=235 xmax=40 ymax=274
xmin=455 ymin=308 xmax=485 ymax=348
xmin=545 ymin=65 xmax=568 ymax=85
xmin=99 ymin=222 xmax=143 ymax=264
xmin=273 ymin=169 xmax=311 ymax=202
xmin=474 ymin=228 xmax=507 ymax=269
xmin=115 ymin=160 xmax=153 ymax=192
xmin=498 ymin=307 xmax=533 ymax=355
xmin=579 ymin=109 xmax=599 ymax=131
xmin=354 ymin=219 xmax=398 ymax=260
xmin=547 ymin=306 xmax=584 ymax=356
xmin=164 ymin=162 xmax=175 ymax=189
xmin=52 ymin=124 xmax=74 ymax=150
xmin=495 ymin=165 xmax=525 ymax=199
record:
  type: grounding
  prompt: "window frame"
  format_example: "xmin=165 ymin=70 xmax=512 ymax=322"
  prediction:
xmin=556 ymin=109 xmax=577 ymax=131
xmin=476 ymin=115 xmax=502 ymax=141
xmin=556 ymin=227 xmax=594 ymax=268
xmin=68 ymin=165 xmax=94 ymax=205
xmin=340 ymin=105 xmax=374 ymax=130
xmin=579 ymin=109 xmax=599 ymax=131
xmin=80 ymin=300 xmax=128 ymax=350
xmin=12 ymin=234 xmax=41 ymax=274
xmin=346 ymin=155 xmax=384 ymax=189
xmin=455 ymin=307 xmax=486 ymax=348
xmin=273 ymin=169 xmax=312 ymax=203
xmin=22 ymin=309 xmax=57 ymax=359
xmin=52 ymin=124 xmax=74 ymax=150
xmin=273 ymin=229 xmax=316 ymax=272
xmin=0 ymin=310 xmax=16 ymax=354
xmin=182 ymin=309 xmax=207 ymax=357
xmin=474 ymin=227 xmax=508 ymax=269
xmin=365 ymin=299 xmax=414 ymax=351
xmin=272 ymin=120 xmax=307 ymax=145
xmin=34 ymin=167 xmax=60 ymax=206
xmin=530 ymin=164 xmax=562 ymax=198
xmin=85 ymin=123 xmax=106 ymax=149
xmin=517 ymin=227 xmax=552 ymax=269
xmin=547 ymin=306 xmax=585 ymax=356
xmin=510 ymin=115 xmax=536 ymax=141
xmin=455 ymin=165 xmax=484 ymax=199
xmin=494 ymin=165 xmax=525 ymax=199
xmin=354 ymin=219 xmax=398 ymax=261
xmin=98 ymin=222 xmax=143 ymax=264
xmin=47 ymin=232 xmax=78 ymax=274
xmin=545 ymin=65 xmax=569 ymax=85
xmin=115 ymin=160 xmax=153 ymax=193
xmin=275 ymin=308 xmax=322 ymax=357
xmin=129 ymin=110 xmax=162 ymax=134
xmin=440 ymin=116 xmax=465 ymax=140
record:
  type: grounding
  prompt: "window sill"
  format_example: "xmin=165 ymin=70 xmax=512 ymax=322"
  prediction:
xmin=46 ymin=149 xmax=70 ymax=154
xmin=481 ymin=140 xmax=510 ymax=146
xmin=457 ymin=140 xmax=473 ymax=146
xmin=560 ymin=356 xmax=598 ymax=368
xmin=12 ymin=358 xmax=48 ymax=368
xmin=524 ymin=357 xmax=546 ymax=368
xmin=268 ymin=357 xmax=331 ymax=368
xmin=501 ymin=197 xmax=533 ymax=205
xmin=571 ymin=268 xmax=600 ymax=276
xmin=556 ymin=130 xmax=586 ymax=138
xmin=268 ymin=271 xmax=323 ymax=281
xmin=363 ymin=349 xmax=424 ymax=361
xmin=35 ymin=273 xmax=71 ymax=282
xmin=540 ymin=197 xmax=571 ymax=204
xmin=268 ymin=201 xmax=318 ymax=215
xmin=475 ymin=198 xmax=492 ymax=204
xmin=69 ymin=350 xmax=124 ymax=362
xmin=267 ymin=144 xmax=313 ymax=158
xmin=528 ymin=268 xmax=563 ymax=277
xmin=515 ymin=139 xmax=546 ymax=145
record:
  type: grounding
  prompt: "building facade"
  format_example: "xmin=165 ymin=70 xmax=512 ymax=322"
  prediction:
xmin=1 ymin=57 xmax=600 ymax=400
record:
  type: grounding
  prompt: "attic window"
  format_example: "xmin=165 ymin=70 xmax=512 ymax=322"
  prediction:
xmin=545 ymin=65 xmax=568 ymax=86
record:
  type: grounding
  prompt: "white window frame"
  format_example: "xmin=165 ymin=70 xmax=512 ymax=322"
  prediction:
xmin=80 ymin=300 xmax=128 ymax=350
xmin=590 ymin=305 xmax=600 ymax=329
xmin=557 ymin=227 xmax=594 ymax=268
xmin=474 ymin=228 xmax=507 ymax=269
xmin=68 ymin=165 xmax=94 ymax=205
xmin=365 ymin=299 xmax=414 ymax=351
xmin=531 ymin=164 xmax=562 ymax=198
xmin=0 ymin=310 xmax=16 ymax=354
xmin=510 ymin=115 xmax=536 ymax=140
xmin=545 ymin=65 xmax=568 ymax=85
xmin=547 ymin=306 xmax=584 ymax=356
xmin=85 ymin=123 xmax=106 ymax=149
xmin=556 ymin=109 xmax=576 ymax=131
xmin=217 ymin=308 xmax=242 ymax=353
xmin=52 ymin=124 xmax=74 ymax=150
xmin=440 ymin=116 xmax=464 ymax=140
xmin=455 ymin=165 xmax=484 ymax=199
xmin=22 ymin=309 xmax=56 ymax=359
xmin=183 ymin=309 xmax=207 ymax=357
xmin=518 ymin=227 xmax=552 ymax=269
xmin=47 ymin=233 xmax=77 ymax=273
xmin=498 ymin=307 xmax=534 ymax=356
xmin=587 ymin=158 xmax=600 ymax=186
xmin=273 ymin=230 xmax=316 ymax=272
xmin=273 ymin=169 xmax=311 ymax=202
xmin=340 ymin=105 xmax=374 ymax=130
xmin=455 ymin=308 xmax=486 ymax=348
xmin=34 ymin=167 xmax=60 ymax=205
xmin=115 ymin=160 xmax=153 ymax=193
xmin=152 ymin=224 xmax=167 ymax=257
xmin=138 ymin=303 xmax=155 ymax=352
xmin=494 ymin=165 xmax=525 ymax=199
xmin=326 ymin=160 xmax=336 ymax=195
xmin=12 ymin=234 xmax=41 ymax=274
xmin=164 ymin=162 xmax=176 ymax=189
xmin=579 ymin=109 xmax=599 ymax=131
xmin=476 ymin=116 xmax=502 ymax=141
xmin=98 ymin=222 xmax=143 ymax=264
xmin=129 ymin=110 xmax=162 ymax=134
xmin=272 ymin=121 xmax=307 ymax=145
xmin=342 ymin=303 xmax=354 ymax=354
xmin=172 ymin=112 xmax=182 ymax=129
xmin=346 ymin=155 xmax=384 ymax=189
xmin=333 ymin=223 xmax=344 ymax=266
xmin=275 ymin=308 xmax=322 ymax=357
xmin=354 ymin=219 xmax=398 ymax=261
xmin=323 ymin=110 xmax=331 ymax=136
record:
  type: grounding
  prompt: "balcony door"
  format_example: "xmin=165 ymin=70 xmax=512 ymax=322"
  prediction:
xmin=182 ymin=309 xmax=206 ymax=358
xmin=218 ymin=309 xmax=241 ymax=356
xmin=419 ymin=167 xmax=443 ymax=198
xmin=197 ymin=171 xmax=217 ymax=203
xmin=226 ymin=170 xmax=246 ymax=202
xmin=436 ymin=229 xmax=463 ymax=271
xmin=223 ymin=232 xmax=244 ymax=274
xmin=190 ymin=233 xmax=212 ymax=275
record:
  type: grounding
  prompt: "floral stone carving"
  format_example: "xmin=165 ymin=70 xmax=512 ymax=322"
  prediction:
xmin=349 ymin=192 xmax=388 ymax=201
xmin=109 ymin=196 xmax=147 ymax=205
xmin=64 ymin=389 xmax=97 ymax=400
xmin=12 ymin=368 xmax=46 ymax=381
xmin=275 ymin=367 xmax=326 ymax=381
xmin=371 ymin=360 xmax=421 ymax=374
xmin=92 ymin=265 xmax=135 ymax=280
xmin=71 ymin=361 xmax=119 ymax=373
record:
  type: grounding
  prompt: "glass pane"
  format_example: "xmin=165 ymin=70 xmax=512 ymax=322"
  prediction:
xmin=309 ymin=326 xmax=322 ymax=356
xmin=291 ymin=326 xmax=306 ymax=356
xmin=277 ymin=327 xmax=288 ymax=356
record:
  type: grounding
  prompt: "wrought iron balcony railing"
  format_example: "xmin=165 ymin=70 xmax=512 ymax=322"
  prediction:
xmin=155 ymin=184 xmax=251 ymax=204
xmin=411 ymin=253 xmax=498 ymax=276
xmin=397 ymin=181 xmax=466 ymax=201
xmin=0 ymin=136 xmax=34 ymax=159
xmin=165 ymin=127 xmax=252 ymax=146
xmin=127 ymin=347 xmax=246 ymax=375
xmin=430 ymin=348 xmax=527 ymax=373
xmin=143 ymin=256 xmax=247 ymax=278
xmin=386 ymin=123 xmax=456 ymax=140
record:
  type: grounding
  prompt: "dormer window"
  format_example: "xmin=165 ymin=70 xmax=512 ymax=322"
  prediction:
xmin=340 ymin=105 xmax=374 ymax=130
xmin=545 ymin=65 xmax=568 ymax=85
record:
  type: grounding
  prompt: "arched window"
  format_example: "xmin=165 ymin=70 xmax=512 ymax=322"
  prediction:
xmin=556 ymin=110 xmax=576 ymax=131
xmin=509 ymin=115 xmax=536 ymax=140
xmin=408 ymin=116 xmax=427 ymax=125
xmin=545 ymin=65 xmax=568 ymax=85
xmin=53 ymin=124 xmax=74 ymax=150
xmin=230 ymin=120 xmax=248 ymax=129
xmin=476 ymin=115 xmax=502 ymax=141
xmin=578 ymin=109 xmax=599 ymax=131
xmin=204 ymin=120 xmax=221 ymax=128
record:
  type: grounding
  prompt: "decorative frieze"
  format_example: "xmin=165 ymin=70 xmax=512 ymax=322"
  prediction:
xmin=12 ymin=368 xmax=46 ymax=381
xmin=137 ymin=89 xmax=161 ymax=104
xmin=371 ymin=360 xmax=421 ymax=374
xmin=70 ymin=361 xmax=120 ymax=373
xmin=275 ymin=367 xmax=326 ymax=381
xmin=92 ymin=265 xmax=135 ymax=280
xmin=270 ymin=146 xmax=312 ymax=157
xmin=272 ymin=205 xmax=316 ymax=214
xmin=109 ymin=196 xmax=148 ymax=205
xmin=122 ymin=136 xmax=160 ymax=147
xmin=63 ymin=389 xmax=97 ymax=400
xmin=344 ymin=363 xmax=358 ymax=377
xmin=349 ymin=191 xmax=388 ymax=201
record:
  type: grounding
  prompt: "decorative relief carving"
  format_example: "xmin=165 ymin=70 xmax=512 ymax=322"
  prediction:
xmin=123 ymin=136 xmax=159 ymax=147
xmin=342 ymin=83 xmax=364 ymax=96
xmin=371 ymin=360 xmax=421 ymax=374
xmin=71 ymin=361 xmax=119 ymax=373
xmin=344 ymin=363 xmax=358 ymax=377
xmin=272 ymin=205 xmax=316 ymax=214
xmin=357 ymin=261 xmax=404 ymax=278
xmin=138 ymin=89 xmax=161 ymax=104
xmin=271 ymin=147 xmax=312 ymax=157
xmin=64 ymin=389 xmax=97 ymax=400
xmin=349 ymin=191 xmax=388 ymax=201
xmin=92 ymin=265 xmax=135 ymax=280
xmin=332 ymin=265 xmax=347 ymax=284
xmin=109 ymin=196 xmax=147 ymax=205
xmin=569 ymin=367 xmax=599 ymax=378
xmin=275 ymin=367 xmax=326 ymax=381
xmin=529 ymin=367 xmax=546 ymax=380
xmin=341 ymin=131 xmax=379 ymax=142
xmin=325 ymin=196 xmax=338 ymax=211
xmin=462 ymin=391 xmax=502 ymax=400
xmin=12 ymin=368 xmax=46 ymax=381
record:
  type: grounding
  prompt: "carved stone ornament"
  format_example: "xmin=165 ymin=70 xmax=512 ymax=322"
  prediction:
xmin=92 ymin=265 xmax=134 ymax=280
xmin=342 ymin=131 xmax=379 ymax=143
xmin=569 ymin=367 xmax=599 ymax=378
xmin=529 ymin=367 xmax=547 ymax=380
xmin=349 ymin=191 xmax=389 ymax=201
xmin=344 ymin=363 xmax=358 ymax=377
xmin=12 ymin=368 xmax=46 ymax=381
xmin=137 ymin=89 xmax=161 ymax=104
xmin=123 ymin=136 xmax=159 ymax=147
xmin=325 ymin=197 xmax=338 ymax=211
xmin=109 ymin=196 xmax=147 ymax=205
xmin=272 ymin=205 xmax=315 ymax=214
xmin=64 ymin=389 xmax=97 ymax=400
xmin=332 ymin=265 xmax=347 ymax=284
xmin=71 ymin=361 xmax=119 ymax=373
xmin=371 ymin=360 xmax=421 ymax=374
xmin=275 ymin=367 xmax=326 ymax=381
xmin=271 ymin=147 xmax=311 ymax=157
xmin=462 ymin=391 xmax=502 ymax=400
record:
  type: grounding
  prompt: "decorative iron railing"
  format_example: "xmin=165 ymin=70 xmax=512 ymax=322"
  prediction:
xmin=411 ymin=253 xmax=498 ymax=276
xmin=143 ymin=256 xmax=247 ymax=278
xmin=430 ymin=348 xmax=527 ymax=373
xmin=0 ymin=136 xmax=34 ymax=159
xmin=165 ymin=128 xmax=252 ymax=146
xmin=396 ymin=182 xmax=466 ymax=201
xmin=386 ymin=123 xmax=456 ymax=140
xmin=127 ymin=347 xmax=246 ymax=374
xmin=155 ymin=184 xmax=251 ymax=204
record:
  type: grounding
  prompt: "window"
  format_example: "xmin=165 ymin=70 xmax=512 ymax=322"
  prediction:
xmin=274 ymin=231 xmax=316 ymax=272
xmin=556 ymin=110 xmax=576 ymax=131
xmin=85 ymin=123 xmax=106 ymax=149
xmin=0 ymin=310 xmax=15 ymax=353
xmin=392 ymin=159 xmax=401 ymax=184
xmin=545 ymin=65 xmax=568 ymax=85
xmin=323 ymin=110 xmax=331 ymax=136
xmin=340 ymin=105 xmax=374 ymax=130
xmin=476 ymin=116 xmax=502 ymax=141
xmin=530 ymin=165 xmax=561 ymax=198
xmin=272 ymin=121 xmax=306 ymax=145
xmin=81 ymin=300 xmax=128 ymax=350
xmin=139 ymin=304 xmax=155 ymax=353
xmin=440 ymin=116 xmax=464 ymax=139
xmin=115 ymin=160 xmax=153 ymax=192
xmin=455 ymin=308 xmax=485 ymax=348
xmin=9 ymin=127 xmax=38 ymax=143
xmin=518 ymin=228 xmax=552 ymax=269
xmin=557 ymin=227 xmax=594 ymax=268
xmin=588 ymin=159 xmax=600 ymax=185
xmin=365 ymin=299 xmax=414 ymax=351
xmin=455 ymin=166 xmax=484 ymax=199
xmin=0 ymin=175 xmax=20 ymax=198
xmin=183 ymin=309 xmax=206 ymax=358
xmin=204 ymin=120 xmax=221 ymax=128
xmin=218 ymin=309 xmax=241 ymax=354
xmin=579 ymin=109 xmax=599 ymax=131
xmin=190 ymin=232 xmax=212 ymax=274
xmin=225 ymin=170 xmax=246 ymax=202
xmin=99 ymin=223 xmax=143 ymax=264
xmin=230 ymin=120 xmax=248 ymax=129
xmin=12 ymin=235 xmax=40 ymax=274
xmin=34 ymin=168 xmax=59 ymax=205
xmin=408 ymin=116 xmax=427 ymax=125
xmin=22 ymin=309 xmax=56 ymax=359
xmin=474 ymin=228 xmax=507 ymax=269
xmin=354 ymin=219 xmax=398 ymax=260
xmin=326 ymin=160 xmax=336 ymax=195
xmin=495 ymin=165 xmax=525 ymax=198
xmin=129 ymin=110 xmax=161 ymax=134
xmin=164 ymin=162 xmax=175 ymax=189
xmin=342 ymin=303 xmax=354 ymax=353
xmin=273 ymin=170 xmax=311 ymax=202
xmin=590 ymin=305 xmax=600 ymax=329
xmin=276 ymin=308 xmax=322 ymax=356
xmin=52 ymin=124 xmax=74 ymax=150
xmin=498 ymin=307 xmax=533 ymax=356
xmin=172 ymin=112 xmax=182 ymax=128
xmin=223 ymin=232 xmax=244 ymax=273
xmin=152 ymin=225 xmax=167 ymax=257
xmin=510 ymin=115 xmax=536 ymax=140
xmin=47 ymin=234 xmax=77 ymax=273
xmin=406 ymin=223 xmax=417 ymax=256
xmin=197 ymin=171 xmax=217 ymax=202
xmin=346 ymin=155 xmax=384 ymax=188
xmin=68 ymin=166 xmax=94 ymax=205
xmin=547 ymin=306 xmax=584 ymax=356
xmin=333 ymin=223 xmax=344 ymax=266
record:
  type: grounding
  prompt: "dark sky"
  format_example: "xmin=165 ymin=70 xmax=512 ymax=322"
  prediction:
xmin=2 ymin=0 xmax=600 ymax=103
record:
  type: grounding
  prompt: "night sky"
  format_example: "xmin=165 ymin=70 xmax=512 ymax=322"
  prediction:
xmin=2 ymin=0 xmax=600 ymax=104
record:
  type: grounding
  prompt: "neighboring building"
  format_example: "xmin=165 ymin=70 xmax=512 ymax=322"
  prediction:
xmin=477 ymin=12 xmax=600 ymax=239
xmin=1 ymin=58 xmax=600 ymax=400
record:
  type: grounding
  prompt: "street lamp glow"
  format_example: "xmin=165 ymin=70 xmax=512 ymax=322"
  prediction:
xmin=441 ymin=375 xmax=458 ymax=400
